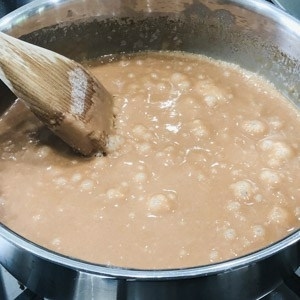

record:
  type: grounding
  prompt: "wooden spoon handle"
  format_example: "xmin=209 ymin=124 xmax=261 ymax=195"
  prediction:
xmin=0 ymin=32 xmax=113 ymax=155
xmin=0 ymin=31 xmax=72 ymax=111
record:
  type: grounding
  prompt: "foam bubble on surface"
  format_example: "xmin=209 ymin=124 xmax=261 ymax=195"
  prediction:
xmin=106 ymin=188 xmax=124 ymax=200
xmin=147 ymin=193 xmax=173 ymax=215
xmin=241 ymin=120 xmax=267 ymax=136
xmin=252 ymin=225 xmax=265 ymax=238
xmin=80 ymin=179 xmax=94 ymax=191
xmin=36 ymin=146 xmax=51 ymax=159
xmin=268 ymin=206 xmax=288 ymax=223
xmin=189 ymin=119 xmax=209 ymax=137
xmin=107 ymin=135 xmax=125 ymax=152
xmin=224 ymin=228 xmax=236 ymax=240
xmin=53 ymin=177 xmax=68 ymax=187
xmin=260 ymin=169 xmax=280 ymax=185
xmin=230 ymin=180 xmax=254 ymax=200
xmin=133 ymin=172 xmax=147 ymax=183
xmin=227 ymin=201 xmax=241 ymax=211
xmin=71 ymin=173 xmax=82 ymax=183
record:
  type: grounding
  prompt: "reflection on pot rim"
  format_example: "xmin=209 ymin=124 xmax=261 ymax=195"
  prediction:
xmin=0 ymin=223 xmax=299 ymax=278
xmin=0 ymin=1 xmax=299 ymax=299
xmin=0 ymin=0 xmax=299 ymax=278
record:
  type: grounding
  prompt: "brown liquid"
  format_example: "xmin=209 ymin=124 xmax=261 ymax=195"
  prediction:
xmin=0 ymin=52 xmax=299 ymax=269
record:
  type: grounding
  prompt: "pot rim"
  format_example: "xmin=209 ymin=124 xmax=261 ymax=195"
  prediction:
xmin=0 ymin=0 xmax=299 ymax=280
xmin=1 ymin=0 xmax=300 ymax=34
xmin=0 ymin=224 xmax=299 ymax=279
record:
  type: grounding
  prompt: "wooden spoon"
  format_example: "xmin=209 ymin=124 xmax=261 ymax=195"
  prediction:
xmin=0 ymin=31 xmax=114 ymax=156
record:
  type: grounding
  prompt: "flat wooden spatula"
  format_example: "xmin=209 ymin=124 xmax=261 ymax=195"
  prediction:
xmin=0 ymin=31 xmax=114 ymax=156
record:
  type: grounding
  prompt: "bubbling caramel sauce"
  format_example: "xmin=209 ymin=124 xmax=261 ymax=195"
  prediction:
xmin=0 ymin=52 xmax=299 ymax=269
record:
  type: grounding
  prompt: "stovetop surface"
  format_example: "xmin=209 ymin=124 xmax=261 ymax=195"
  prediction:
xmin=0 ymin=0 xmax=299 ymax=299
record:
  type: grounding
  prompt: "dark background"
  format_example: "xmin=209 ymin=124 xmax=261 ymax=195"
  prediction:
xmin=0 ymin=0 xmax=33 ymax=17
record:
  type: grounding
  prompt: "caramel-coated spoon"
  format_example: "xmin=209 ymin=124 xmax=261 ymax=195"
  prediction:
xmin=0 ymin=31 xmax=114 ymax=156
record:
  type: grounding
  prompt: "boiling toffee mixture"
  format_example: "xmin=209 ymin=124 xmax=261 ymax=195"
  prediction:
xmin=0 ymin=52 xmax=299 ymax=269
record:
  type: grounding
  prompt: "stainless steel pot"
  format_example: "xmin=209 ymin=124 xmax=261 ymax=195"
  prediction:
xmin=0 ymin=0 xmax=299 ymax=299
